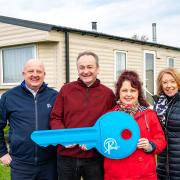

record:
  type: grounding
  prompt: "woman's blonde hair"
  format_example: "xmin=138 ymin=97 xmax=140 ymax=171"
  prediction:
xmin=157 ymin=68 xmax=180 ymax=95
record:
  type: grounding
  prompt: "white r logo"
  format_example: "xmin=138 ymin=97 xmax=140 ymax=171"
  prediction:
xmin=104 ymin=138 xmax=120 ymax=154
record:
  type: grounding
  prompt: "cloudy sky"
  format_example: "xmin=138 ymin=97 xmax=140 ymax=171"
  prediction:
xmin=0 ymin=0 xmax=180 ymax=47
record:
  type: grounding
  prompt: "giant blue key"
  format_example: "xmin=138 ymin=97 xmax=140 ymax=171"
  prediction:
xmin=31 ymin=111 xmax=140 ymax=159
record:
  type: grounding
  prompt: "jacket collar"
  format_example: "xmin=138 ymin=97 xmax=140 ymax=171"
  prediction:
xmin=154 ymin=90 xmax=180 ymax=103
xmin=77 ymin=78 xmax=100 ymax=88
xmin=21 ymin=80 xmax=47 ymax=94
xmin=177 ymin=91 xmax=180 ymax=99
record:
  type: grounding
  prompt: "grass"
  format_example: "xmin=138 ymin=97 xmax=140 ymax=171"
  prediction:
xmin=0 ymin=164 xmax=10 ymax=180
xmin=4 ymin=125 xmax=9 ymax=142
xmin=0 ymin=125 xmax=10 ymax=180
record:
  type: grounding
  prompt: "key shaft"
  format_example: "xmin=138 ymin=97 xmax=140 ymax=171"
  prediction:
xmin=31 ymin=126 xmax=99 ymax=150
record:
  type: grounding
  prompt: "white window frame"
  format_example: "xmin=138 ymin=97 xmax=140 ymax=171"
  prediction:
xmin=114 ymin=50 xmax=127 ymax=81
xmin=0 ymin=44 xmax=37 ymax=86
xmin=143 ymin=50 xmax=156 ymax=97
xmin=167 ymin=57 xmax=175 ymax=68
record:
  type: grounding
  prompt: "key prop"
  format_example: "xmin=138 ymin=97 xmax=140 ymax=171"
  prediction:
xmin=31 ymin=111 xmax=140 ymax=159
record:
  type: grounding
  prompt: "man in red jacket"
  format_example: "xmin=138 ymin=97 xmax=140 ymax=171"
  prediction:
xmin=50 ymin=51 xmax=115 ymax=180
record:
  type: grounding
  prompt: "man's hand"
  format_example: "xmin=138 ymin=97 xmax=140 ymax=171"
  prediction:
xmin=65 ymin=144 xmax=77 ymax=148
xmin=79 ymin=144 xmax=87 ymax=151
xmin=0 ymin=153 xmax=12 ymax=166
xmin=65 ymin=144 xmax=87 ymax=151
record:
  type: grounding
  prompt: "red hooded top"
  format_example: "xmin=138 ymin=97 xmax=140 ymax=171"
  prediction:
xmin=50 ymin=78 xmax=115 ymax=158
xmin=104 ymin=105 xmax=166 ymax=180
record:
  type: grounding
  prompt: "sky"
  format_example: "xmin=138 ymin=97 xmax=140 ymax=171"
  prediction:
xmin=0 ymin=0 xmax=180 ymax=47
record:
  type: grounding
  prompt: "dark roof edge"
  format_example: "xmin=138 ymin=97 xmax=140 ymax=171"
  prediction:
xmin=66 ymin=29 xmax=180 ymax=51
xmin=0 ymin=15 xmax=180 ymax=51
xmin=0 ymin=15 xmax=53 ymax=31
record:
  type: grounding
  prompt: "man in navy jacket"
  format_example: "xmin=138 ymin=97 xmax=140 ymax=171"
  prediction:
xmin=0 ymin=59 xmax=58 ymax=180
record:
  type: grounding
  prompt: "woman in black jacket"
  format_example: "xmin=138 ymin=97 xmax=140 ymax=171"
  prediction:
xmin=154 ymin=68 xmax=180 ymax=180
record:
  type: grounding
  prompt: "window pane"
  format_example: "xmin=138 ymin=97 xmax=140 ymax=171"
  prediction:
xmin=168 ymin=58 xmax=174 ymax=67
xmin=116 ymin=52 xmax=126 ymax=79
xmin=145 ymin=53 xmax=154 ymax=105
xmin=145 ymin=53 xmax=153 ymax=70
xmin=2 ymin=46 xmax=35 ymax=83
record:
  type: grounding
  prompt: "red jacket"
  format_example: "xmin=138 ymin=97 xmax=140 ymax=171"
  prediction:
xmin=104 ymin=105 xmax=166 ymax=180
xmin=50 ymin=78 xmax=115 ymax=158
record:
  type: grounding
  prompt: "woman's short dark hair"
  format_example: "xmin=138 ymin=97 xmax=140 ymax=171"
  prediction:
xmin=116 ymin=70 xmax=149 ymax=107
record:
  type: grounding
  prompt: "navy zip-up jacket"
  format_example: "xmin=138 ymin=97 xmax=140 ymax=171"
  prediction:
xmin=0 ymin=81 xmax=58 ymax=165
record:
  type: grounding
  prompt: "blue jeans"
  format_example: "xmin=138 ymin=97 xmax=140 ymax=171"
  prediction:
xmin=57 ymin=155 xmax=104 ymax=180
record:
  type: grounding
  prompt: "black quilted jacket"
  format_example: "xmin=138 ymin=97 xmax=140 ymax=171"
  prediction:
xmin=156 ymin=91 xmax=180 ymax=180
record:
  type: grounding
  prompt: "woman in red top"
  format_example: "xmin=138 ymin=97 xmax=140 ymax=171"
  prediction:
xmin=104 ymin=70 xmax=166 ymax=180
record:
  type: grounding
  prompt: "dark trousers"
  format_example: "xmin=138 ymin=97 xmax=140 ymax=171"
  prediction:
xmin=57 ymin=156 xmax=104 ymax=180
xmin=10 ymin=160 xmax=58 ymax=180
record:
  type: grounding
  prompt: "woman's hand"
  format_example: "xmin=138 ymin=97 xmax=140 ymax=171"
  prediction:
xmin=137 ymin=138 xmax=152 ymax=152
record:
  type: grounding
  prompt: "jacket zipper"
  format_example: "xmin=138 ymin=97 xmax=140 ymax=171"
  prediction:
xmin=85 ymin=88 xmax=89 ymax=108
xmin=34 ymin=95 xmax=38 ymax=163
xmin=165 ymin=95 xmax=176 ymax=179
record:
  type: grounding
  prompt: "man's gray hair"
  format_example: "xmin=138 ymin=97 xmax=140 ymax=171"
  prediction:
xmin=77 ymin=51 xmax=99 ymax=67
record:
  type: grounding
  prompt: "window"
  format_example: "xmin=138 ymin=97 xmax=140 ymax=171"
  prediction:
xmin=167 ymin=57 xmax=174 ymax=67
xmin=1 ymin=45 xmax=36 ymax=84
xmin=114 ymin=51 xmax=126 ymax=80
xmin=144 ymin=50 xmax=155 ymax=105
